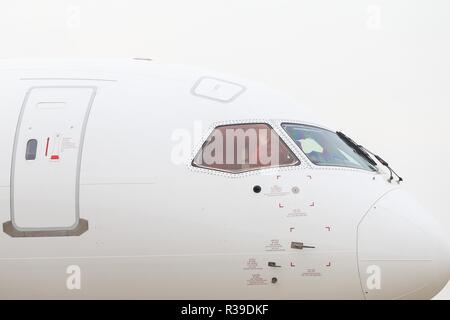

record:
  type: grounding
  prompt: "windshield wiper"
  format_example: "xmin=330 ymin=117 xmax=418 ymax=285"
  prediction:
xmin=336 ymin=131 xmax=403 ymax=183
xmin=336 ymin=132 xmax=377 ymax=166
xmin=362 ymin=147 xmax=403 ymax=183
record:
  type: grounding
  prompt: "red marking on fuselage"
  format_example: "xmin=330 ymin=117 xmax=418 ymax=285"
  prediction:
xmin=51 ymin=155 xmax=59 ymax=160
xmin=45 ymin=138 xmax=50 ymax=157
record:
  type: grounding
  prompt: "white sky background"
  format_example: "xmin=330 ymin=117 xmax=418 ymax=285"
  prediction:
xmin=0 ymin=0 xmax=449 ymax=299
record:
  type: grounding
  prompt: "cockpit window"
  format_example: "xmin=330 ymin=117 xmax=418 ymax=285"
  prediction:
xmin=282 ymin=123 xmax=378 ymax=172
xmin=193 ymin=123 xmax=299 ymax=173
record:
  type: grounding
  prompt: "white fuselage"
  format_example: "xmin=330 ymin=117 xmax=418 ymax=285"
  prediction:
xmin=0 ymin=59 xmax=449 ymax=299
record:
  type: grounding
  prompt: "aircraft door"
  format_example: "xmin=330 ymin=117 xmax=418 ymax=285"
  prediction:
xmin=5 ymin=86 xmax=95 ymax=236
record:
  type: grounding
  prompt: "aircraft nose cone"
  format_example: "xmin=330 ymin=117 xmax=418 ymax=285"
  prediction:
xmin=357 ymin=189 xmax=450 ymax=299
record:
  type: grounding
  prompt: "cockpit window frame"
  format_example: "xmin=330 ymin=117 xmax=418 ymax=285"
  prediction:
xmin=281 ymin=122 xmax=379 ymax=173
xmin=191 ymin=122 xmax=301 ymax=175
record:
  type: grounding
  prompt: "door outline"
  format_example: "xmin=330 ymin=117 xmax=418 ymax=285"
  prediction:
xmin=3 ymin=86 xmax=97 ymax=237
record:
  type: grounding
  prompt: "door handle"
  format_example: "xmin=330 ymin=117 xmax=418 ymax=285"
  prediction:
xmin=268 ymin=261 xmax=281 ymax=268
xmin=291 ymin=242 xmax=315 ymax=250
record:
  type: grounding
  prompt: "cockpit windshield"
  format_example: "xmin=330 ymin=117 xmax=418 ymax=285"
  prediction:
xmin=282 ymin=123 xmax=378 ymax=172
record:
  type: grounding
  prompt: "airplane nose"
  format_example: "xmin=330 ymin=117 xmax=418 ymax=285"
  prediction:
xmin=357 ymin=189 xmax=450 ymax=299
